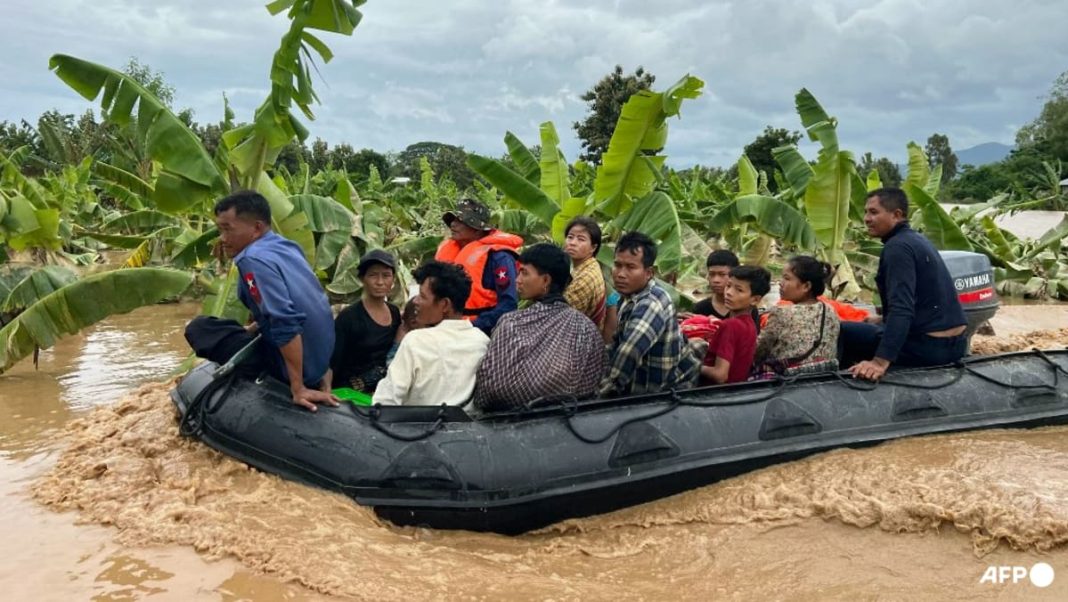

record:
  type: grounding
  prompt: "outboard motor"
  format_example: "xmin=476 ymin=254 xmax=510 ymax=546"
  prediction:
xmin=939 ymin=251 xmax=1000 ymax=348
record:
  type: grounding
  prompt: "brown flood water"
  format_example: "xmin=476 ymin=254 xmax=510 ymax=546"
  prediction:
xmin=2 ymin=304 xmax=1068 ymax=600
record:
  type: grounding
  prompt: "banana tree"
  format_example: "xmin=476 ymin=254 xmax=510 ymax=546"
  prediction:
xmin=467 ymin=74 xmax=704 ymax=279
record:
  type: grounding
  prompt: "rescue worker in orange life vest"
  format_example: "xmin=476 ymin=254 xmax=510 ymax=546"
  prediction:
xmin=434 ymin=198 xmax=522 ymax=335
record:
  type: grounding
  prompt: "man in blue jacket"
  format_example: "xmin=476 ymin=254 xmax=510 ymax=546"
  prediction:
xmin=185 ymin=190 xmax=338 ymax=412
xmin=840 ymin=187 xmax=967 ymax=381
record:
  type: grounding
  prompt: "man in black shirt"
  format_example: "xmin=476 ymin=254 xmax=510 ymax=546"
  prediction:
xmin=841 ymin=187 xmax=967 ymax=381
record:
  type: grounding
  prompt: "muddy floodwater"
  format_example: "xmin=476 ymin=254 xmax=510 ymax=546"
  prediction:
xmin=2 ymin=304 xmax=1068 ymax=600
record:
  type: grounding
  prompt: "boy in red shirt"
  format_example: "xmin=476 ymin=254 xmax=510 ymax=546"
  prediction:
xmin=701 ymin=265 xmax=771 ymax=385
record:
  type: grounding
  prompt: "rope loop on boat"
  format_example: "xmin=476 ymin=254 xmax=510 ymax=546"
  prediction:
xmin=364 ymin=403 xmax=448 ymax=442
xmin=179 ymin=372 xmax=238 ymax=438
xmin=833 ymin=362 xmax=967 ymax=391
xmin=562 ymin=394 xmax=681 ymax=445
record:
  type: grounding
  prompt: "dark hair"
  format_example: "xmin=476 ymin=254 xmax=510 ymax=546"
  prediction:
xmin=214 ymin=190 xmax=272 ymax=224
xmin=787 ymin=256 xmax=833 ymax=298
xmin=519 ymin=243 xmax=572 ymax=295
xmin=729 ymin=265 xmax=772 ymax=297
xmin=615 ymin=231 xmax=657 ymax=268
xmin=706 ymin=249 xmax=740 ymax=269
xmin=564 ymin=216 xmax=602 ymax=256
xmin=867 ymin=187 xmax=909 ymax=217
xmin=412 ymin=260 xmax=471 ymax=313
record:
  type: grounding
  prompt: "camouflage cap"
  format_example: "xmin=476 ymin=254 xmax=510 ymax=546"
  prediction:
xmin=442 ymin=198 xmax=493 ymax=231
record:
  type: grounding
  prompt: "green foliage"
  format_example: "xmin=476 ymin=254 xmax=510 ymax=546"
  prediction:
xmin=0 ymin=268 xmax=193 ymax=373
xmin=857 ymin=152 xmax=902 ymax=188
xmin=48 ymin=55 xmax=227 ymax=212
xmin=593 ymin=74 xmax=704 ymax=215
xmin=573 ymin=65 xmax=656 ymax=164
xmin=743 ymin=126 xmax=802 ymax=193
xmin=1016 ymin=70 xmax=1068 ymax=163
xmin=708 ymin=194 xmax=817 ymax=250
xmin=925 ymin=133 xmax=958 ymax=183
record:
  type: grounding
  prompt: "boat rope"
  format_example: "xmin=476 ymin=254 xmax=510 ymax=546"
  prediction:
xmin=831 ymin=363 xmax=967 ymax=392
xmin=556 ymin=350 xmax=1067 ymax=446
xmin=347 ymin=402 xmax=449 ymax=442
xmin=561 ymin=391 xmax=682 ymax=445
xmin=179 ymin=335 xmax=262 ymax=438
xmin=179 ymin=372 xmax=237 ymax=438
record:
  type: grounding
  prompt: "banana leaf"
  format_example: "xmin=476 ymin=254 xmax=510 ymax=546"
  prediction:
xmin=201 ymin=264 xmax=248 ymax=323
xmin=123 ymin=239 xmax=153 ymax=268
xmin=866 ymin=169 xmax=882 ymax=191
xmin=0 ymin=268 xmax=193 ymax=373
xmin=467 ymin=154 xmax=559 ymax=227
xmin=314 ymin=229 xmax=350 ymax=272
xmin=92 ymin=162 xmax=153 ymax=210
xmin=49 ymin=55 xmax=225 ymax=212
xmin=771 ymin=145 xmax=813 ymax=198
xmin=388 ymin=234 xmax=442 ymax=263
xmin=708 ymin=194 xmax=817 ymax=251
xmin=539 ymin=122 xmax=570 ymax=208
xmin=738 ymin=155 xmax=758 ymax=195
xmin=2 ymin=195 xmax=40 ymax=233
xmin=0 ymin=153 xmax=50 ymax=209
xmin=8 ymin=208 xmax=62 ymax=251
xmin=326 ymin=238 xmax=362 ymax=295
xmin=613 ymin=191 xmax=684 ymax=275
xmin=170 ymin=228 xmax=220 ymax=269
xmin=951 ymin=193 xmax=1008 ymax=224
xmin=104 ymin=210 xmax=180 ymax=233
xmin=904 ymin=142 xmax=930 ymax=193
xmin=593 ymin=75 xmax=704 ymax=215
xmin=333 ymin=174 xmax=357 ymax=213
xmin=1023 ymin=215 xmax=1068 ymax=260
xmin=2 ymin=266 xmax=79 ymax=312
xmin=505 ymin=131 xmax=540 ymax=184
xmin=744 ymin=234 xmax=773 ymax=266
xmin=979 ymin=215 xmax=1017 ymax=262
xmin=551 ymin=197 xmax=590 ymax=243
xmin=291 ymin=194 xmax=355 ymax=232
xmin=848 ymin=171 xmax=868 ymax=223
xmin=804 ymin=150 xmax=854 ymax=252
xmin=925 ymin=164 xmax=942 ymax=198
xmin=905 ymin=183 xmax=972 ymax=251
xmin=795 ymin=89 xmax=838 ymax=154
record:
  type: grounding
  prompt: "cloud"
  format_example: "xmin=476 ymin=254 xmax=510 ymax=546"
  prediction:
xmin=3 ymin=0 xmax=1067 ymax=166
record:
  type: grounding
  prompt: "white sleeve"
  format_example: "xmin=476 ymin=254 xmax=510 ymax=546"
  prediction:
xmin=372 ymin=336 xmax=415 ymax=406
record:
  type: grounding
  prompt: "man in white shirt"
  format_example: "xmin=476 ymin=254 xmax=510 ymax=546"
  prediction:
xmin=373 ymin=261 xmax=490 ymax=406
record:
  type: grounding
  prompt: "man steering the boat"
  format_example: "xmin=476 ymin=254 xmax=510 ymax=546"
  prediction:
xmin=840 ymin=187 xmax=968 ymax=381
xmin=434 ymin=198 xmax=523 ymax=335
xmin=184 ymin=190 xmax=339 ymax=412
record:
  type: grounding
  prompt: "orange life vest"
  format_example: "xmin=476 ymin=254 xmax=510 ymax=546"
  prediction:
xmin=434 ymin=230 xmax=523 ymax=319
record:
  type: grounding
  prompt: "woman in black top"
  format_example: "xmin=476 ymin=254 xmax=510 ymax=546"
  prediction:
xmin=330 ymin=249 xmax=401 ymax=392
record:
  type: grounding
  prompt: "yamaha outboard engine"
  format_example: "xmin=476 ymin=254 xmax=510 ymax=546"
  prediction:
xmin=939 ymin=251 xmax=1000 ymax=348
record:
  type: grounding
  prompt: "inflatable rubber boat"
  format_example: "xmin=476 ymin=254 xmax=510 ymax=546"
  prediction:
xmin=172 ymin=349 xmax=1068 ymax=534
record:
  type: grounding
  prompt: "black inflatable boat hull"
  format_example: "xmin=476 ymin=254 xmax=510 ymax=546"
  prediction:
xmin=171 ymin=350 xmax=1068 ymax=534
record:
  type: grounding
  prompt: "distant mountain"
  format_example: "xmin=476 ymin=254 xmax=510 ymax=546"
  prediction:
xmin=956 ymin=142 xmax=1013 ymax=167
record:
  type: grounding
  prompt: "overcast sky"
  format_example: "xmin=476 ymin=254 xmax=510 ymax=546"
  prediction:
xmin=3 ymin=0 xmax=1067 ymax=168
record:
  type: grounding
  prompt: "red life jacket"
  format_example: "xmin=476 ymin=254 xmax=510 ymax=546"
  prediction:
xmin=434 ymin=230 xmax=523 ymax=319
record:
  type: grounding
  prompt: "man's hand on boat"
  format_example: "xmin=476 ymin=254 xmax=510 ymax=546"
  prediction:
xmin=850 ymin=357 xmax=889 ymax=381
xmin=290 ymin=384 xmax=340 ymax=412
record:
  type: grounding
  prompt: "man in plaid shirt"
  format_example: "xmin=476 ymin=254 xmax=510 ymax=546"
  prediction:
xmin=599 ymin=232 xmax=704 ymax=397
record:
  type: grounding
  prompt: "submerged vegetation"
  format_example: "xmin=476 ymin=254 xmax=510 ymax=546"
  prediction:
xmin=1 ymin=0 xmax=1066 ymax=373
